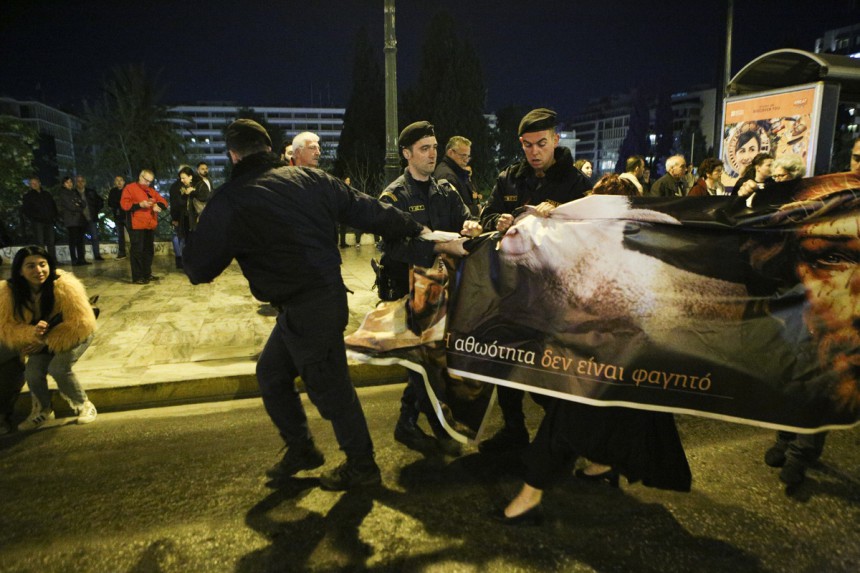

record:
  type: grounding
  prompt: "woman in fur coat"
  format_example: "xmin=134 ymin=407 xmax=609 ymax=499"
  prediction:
xmin=0 ymin=245 xmax=97 ymax=430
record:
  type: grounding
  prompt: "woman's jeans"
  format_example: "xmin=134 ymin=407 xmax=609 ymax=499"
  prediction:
xmin=24 ymin=337 xmax=92 ymax=411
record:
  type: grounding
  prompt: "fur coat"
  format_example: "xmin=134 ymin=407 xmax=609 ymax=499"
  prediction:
xmin=0 ymin=270 xmax=96 ymax=353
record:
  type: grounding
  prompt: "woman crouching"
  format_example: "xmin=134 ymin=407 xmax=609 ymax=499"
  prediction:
xmin=0 ymin=245 xmax=97 ymax=430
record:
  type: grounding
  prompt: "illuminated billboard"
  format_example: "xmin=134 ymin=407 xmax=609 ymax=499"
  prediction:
xmin=720 ymin=82 xmax=834 ymax=188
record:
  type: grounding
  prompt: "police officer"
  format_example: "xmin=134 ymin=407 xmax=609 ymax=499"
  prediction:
xmin=479 ymin=108 xmax=591 ymax=453
xmin=378 ymin=120 xmax=481 ymax=456
xmin=183 ymin=119 xmax=428 ymax=490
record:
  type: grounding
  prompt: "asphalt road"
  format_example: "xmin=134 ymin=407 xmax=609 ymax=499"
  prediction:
xmin=1 ymin=385 xmax=858 ymax=573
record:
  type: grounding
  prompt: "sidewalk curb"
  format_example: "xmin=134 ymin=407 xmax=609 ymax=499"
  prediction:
xmin=14 ymin=363 xmax=409 ymax=418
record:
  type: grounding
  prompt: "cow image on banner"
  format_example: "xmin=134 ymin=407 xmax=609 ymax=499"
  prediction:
xmin=445 ymin=173 xmax=860 ymax=433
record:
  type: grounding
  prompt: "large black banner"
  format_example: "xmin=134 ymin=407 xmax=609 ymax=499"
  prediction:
xmin=445 ymin=173 xmax=860 ymax=433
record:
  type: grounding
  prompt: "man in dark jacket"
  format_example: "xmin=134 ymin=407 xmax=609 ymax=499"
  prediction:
xmin=434 ymin=135 xmax=479 ymax=215
xmin=59 ymin=176 xmax=89 ymax=265
xmin=650 ymin=155 xmax=688 ymax=197
xmin=478 ymin=108 xmax=592 ymax=453
xmin=107 ymin=176 xmax=128 ymax=258
xmin=21 ymin=176 xmax=58 ymax=261
xmin=183 ymin=119 xmax=430 ymax=491
xmin=76 ymin=176 xmax=104 ymax=260
xmin=378 ymin=121 xmax=480 ymax=457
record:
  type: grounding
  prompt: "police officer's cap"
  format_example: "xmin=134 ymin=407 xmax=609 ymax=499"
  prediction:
xmin=518 ymin=108 xmax=558 ymax=136
xmin=399 ymin=121 xmax=435 ymax=149
xmin=225 ymin=119 xmax=272 ymax=149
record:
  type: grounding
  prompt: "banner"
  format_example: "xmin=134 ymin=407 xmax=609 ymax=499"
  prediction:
xmin=445 ymin=173 xmax=860 ymax=433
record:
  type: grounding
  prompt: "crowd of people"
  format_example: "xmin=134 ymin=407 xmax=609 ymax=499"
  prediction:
xmin=2 ymin=110 xmax=857 ymax=520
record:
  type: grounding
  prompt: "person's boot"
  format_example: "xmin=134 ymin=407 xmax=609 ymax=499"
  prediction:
xmin=394 ymin=415 xmax=438 ymax=454
xmin=779 ymin=458 xmax=807 ymax=487
xmin=319 ymin=456 xmax=381 ymax=491
xmin=266 ymin=439 xmax=325 ymax=480
xmin=764 ymin=443 xmax=788 ymax=467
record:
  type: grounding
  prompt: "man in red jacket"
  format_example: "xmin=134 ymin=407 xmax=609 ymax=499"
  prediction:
xmin=120 ymin=169 xmax=168 ymax=284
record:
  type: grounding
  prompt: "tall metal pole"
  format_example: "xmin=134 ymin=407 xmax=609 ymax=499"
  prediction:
xmin=724 ymin=0 xmax=734 ymax=97
xmin=716 ymin=0 xmax=734 ymax=160
xmin=383 ymin=0 xmax=400 ymax=184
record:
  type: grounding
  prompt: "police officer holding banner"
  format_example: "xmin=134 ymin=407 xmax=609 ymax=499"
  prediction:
xmin=377 ymin=121 xmax=481 ymax=456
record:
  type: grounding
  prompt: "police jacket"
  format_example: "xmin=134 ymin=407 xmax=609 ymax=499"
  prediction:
xmin=480 ymin=147 xmax=590 ymax=231
xmin=183 ymin=152 xmax=423 ymax=304
xmin=377 ymin=169 xmax=472 ymax=299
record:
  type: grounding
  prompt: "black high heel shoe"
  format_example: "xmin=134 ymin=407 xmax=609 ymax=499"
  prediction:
xmin=491 ymin=504 xmax=544 ymax=526
xmin=574 ymin=467 xmax=620 ymax=488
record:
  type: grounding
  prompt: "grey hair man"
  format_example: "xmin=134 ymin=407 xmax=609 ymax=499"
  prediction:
xmin=434 ymin=135 xmax=480 ymax=214
xmin=292 ymin=131 xmax=321 ymax=168
xmin=650 ymin=155 xmax=688 ymax=197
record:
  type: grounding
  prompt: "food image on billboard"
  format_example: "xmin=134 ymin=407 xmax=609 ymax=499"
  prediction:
xmin=721 ymin=84 xmax=820 ymax=188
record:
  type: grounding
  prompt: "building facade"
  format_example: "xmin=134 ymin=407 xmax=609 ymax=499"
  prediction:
xmin=569 ymin=88 xmax=717 ymax=177
xmin=0 ymin=96 xmax=82 ymax=185
xmin=169 ymin=104 xmax=346 ymax=182
xmin=815 ymin=23 xmax=860 ymax=58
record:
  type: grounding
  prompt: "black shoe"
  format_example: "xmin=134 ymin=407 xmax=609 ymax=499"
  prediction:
xmin=147 ymin=275 xmax=161 ymax=281
xmin=319 ymin=459 xmax=381 ymax=491
xmin=478 ymin=427 xmax=530 ymax=453
xmin=339 ymin=243 xmax=348 ymax=248
xmin=394 ymin=418 xmax=438 ymax=453
xmin=80 ymin=260 xmax=92 ymax=265
xmin=491 ymin=505 xmax=544 ymax=526
xmin=266 ymin=442 xmax=325 ymax=479
xmin=132 ymin=278 xmax=150 ymax=285
xmin=574 ymin=467 xmax=620 ymax=488
xmin=764 ymin=445 xmax=787 ymax=468
xmin=94 ymin=256 xmax=105 ymax=261
xmin=779 ymin=459 xmax=806 ymax=487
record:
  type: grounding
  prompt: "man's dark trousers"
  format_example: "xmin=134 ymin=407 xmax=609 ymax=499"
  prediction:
xmin=256 ymin=285 xmax=374 ymax=460
xmin=128 ymin=228 xmax=154 ymax=281
xmin=32 ymin=222 xmax=57 ymax=261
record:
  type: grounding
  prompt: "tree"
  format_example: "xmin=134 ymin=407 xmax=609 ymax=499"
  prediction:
xmin=615 ymin=90 xmax=649 ymax=173
xmin=402 ymin=12 xmax=494 ymax=194
xmin=0 ymin=115 xmax=39 ymax=243
xmin=652 ymin=91 xmax=675 ymax=173
xmin=678 ymin=124 xmax=710 ymax=171
xmin=335 ymin=28 xmax=386 ymax=196
xmin=80 ymin=64 xmax=186 ymax=185
xmin=494 ymin=105 xmax=528 ymax=169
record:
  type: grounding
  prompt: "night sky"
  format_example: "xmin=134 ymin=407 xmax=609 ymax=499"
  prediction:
xmin=1 ymin=0 xmax=859 ymax=119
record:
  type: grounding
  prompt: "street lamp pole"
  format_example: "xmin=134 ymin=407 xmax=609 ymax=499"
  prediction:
xmin=383 ymin=0 xmax=400 ymax=184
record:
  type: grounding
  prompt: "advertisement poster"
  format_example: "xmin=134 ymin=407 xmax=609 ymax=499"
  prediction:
xmin=721 ymin=83 xmax=821 ymax=188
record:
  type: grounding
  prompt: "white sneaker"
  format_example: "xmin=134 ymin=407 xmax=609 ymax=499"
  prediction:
xmin=76 ymin=400 xmax=97 ymax=424
xmin=18 ymin=409 xmax=55 ymax=431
